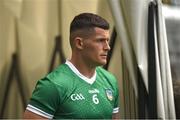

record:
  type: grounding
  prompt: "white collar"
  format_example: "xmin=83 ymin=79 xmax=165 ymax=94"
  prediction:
xmin=65 ymin=60 xmax=96 ymax=84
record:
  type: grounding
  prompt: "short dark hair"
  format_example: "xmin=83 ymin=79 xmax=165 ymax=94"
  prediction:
xmin=69 ymin=13 xmax=109 ymax=48
xmin=70 ymin=13 xmax=109 ymax=33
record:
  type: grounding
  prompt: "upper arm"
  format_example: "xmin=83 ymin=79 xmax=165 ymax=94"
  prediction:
xmin=112 ymin=112 xmax=120 ymax=119
xmin=23 ymin=109 xmax=48 ymax=119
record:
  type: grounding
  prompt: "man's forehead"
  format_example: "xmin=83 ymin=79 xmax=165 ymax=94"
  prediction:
xmin=94 ymin=27 xmax=109 ymax=32
xmin=94 ymin=27 xmax=110 ymax=37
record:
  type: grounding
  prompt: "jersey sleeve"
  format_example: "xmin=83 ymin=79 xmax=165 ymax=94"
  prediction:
xmin=26 ymin=78 xmax=60 ymax=119
xmin=113 ymin=77 xmax=120 ymax=113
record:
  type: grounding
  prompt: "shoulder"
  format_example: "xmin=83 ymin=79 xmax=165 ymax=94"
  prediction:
xmin=33 ymin=67 xmax=70 ymax=101
xmin=45 ymin=64 xmax=75 ymax=85
xmin=96 ymin=67 xmax=118 ymax=86
xmin=33 ymin=78 xmax=59 ymax=96
xmin=96 ymin=67 xmax=117 ymax=80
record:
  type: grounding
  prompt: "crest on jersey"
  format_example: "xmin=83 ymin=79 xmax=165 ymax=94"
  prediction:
xmin=105 ymin=89 xmax=113 ymax=101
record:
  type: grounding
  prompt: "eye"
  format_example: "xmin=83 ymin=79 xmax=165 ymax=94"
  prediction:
xmin=96 ymin=38 xmax=105 ymax=42
xmin=96 ymin=38 xmax=110 ymax=44
xmin=98 ymin=39 xmax=104 ymax=42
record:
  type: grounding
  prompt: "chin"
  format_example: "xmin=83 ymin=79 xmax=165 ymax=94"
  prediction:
xmin=97 ymin=61 xmax=107 ymax=66
xmin=93 ymin=59 xmax=107 ymax=66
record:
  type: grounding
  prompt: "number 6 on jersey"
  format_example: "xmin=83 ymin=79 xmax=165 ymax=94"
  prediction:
xmin=92 ymin=94 xmax=99 ymax=104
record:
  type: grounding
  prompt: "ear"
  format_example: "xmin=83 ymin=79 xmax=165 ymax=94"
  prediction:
xmin=74 ymin=37 xmax=84 ymax=50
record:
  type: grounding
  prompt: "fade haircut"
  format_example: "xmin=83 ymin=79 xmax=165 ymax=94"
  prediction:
xmin=69 ymin=13 xmax=109 ymax=48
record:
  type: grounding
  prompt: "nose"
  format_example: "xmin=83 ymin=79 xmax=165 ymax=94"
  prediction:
xmin=104 ymin=41 xmax=111 ymax=51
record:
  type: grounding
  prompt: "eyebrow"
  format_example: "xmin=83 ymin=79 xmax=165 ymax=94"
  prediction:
xmin=95 ymin=36 xmax=110 ymax=40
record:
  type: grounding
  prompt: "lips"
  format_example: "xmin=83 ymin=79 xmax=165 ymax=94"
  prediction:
xmin=100 ymin=54 xmax=108 ymax=59
xmin=101 ymin=55 xmax=107 ymax=57
xmin=100 ymin=53 xmax=108 ymax=56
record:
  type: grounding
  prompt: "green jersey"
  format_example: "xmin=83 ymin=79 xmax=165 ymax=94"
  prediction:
xmin=26 ymin=61 xmax=119 ymax=119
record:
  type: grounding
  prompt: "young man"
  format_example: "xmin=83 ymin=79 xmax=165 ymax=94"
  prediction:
xmin=23 ymin=13 xmax=120 ymax=119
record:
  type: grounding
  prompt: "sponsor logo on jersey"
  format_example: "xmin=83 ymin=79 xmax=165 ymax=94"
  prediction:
xmin=105 ymin=89 xmax=113 ymax=101
xmin=88 ymin=89 xmax=99 ymax=94
xmin=70 ymin=93 xmax=85 ymax=101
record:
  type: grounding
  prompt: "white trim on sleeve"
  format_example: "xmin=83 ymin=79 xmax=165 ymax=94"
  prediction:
xmin=113 ymin=107 xmax=119 ymax=113
xmin=26 ymin=104 xmax=54 ymax=119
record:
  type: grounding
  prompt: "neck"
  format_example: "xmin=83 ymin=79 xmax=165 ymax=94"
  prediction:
xmin=70 ymin=54 xmax=96 ymax=78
